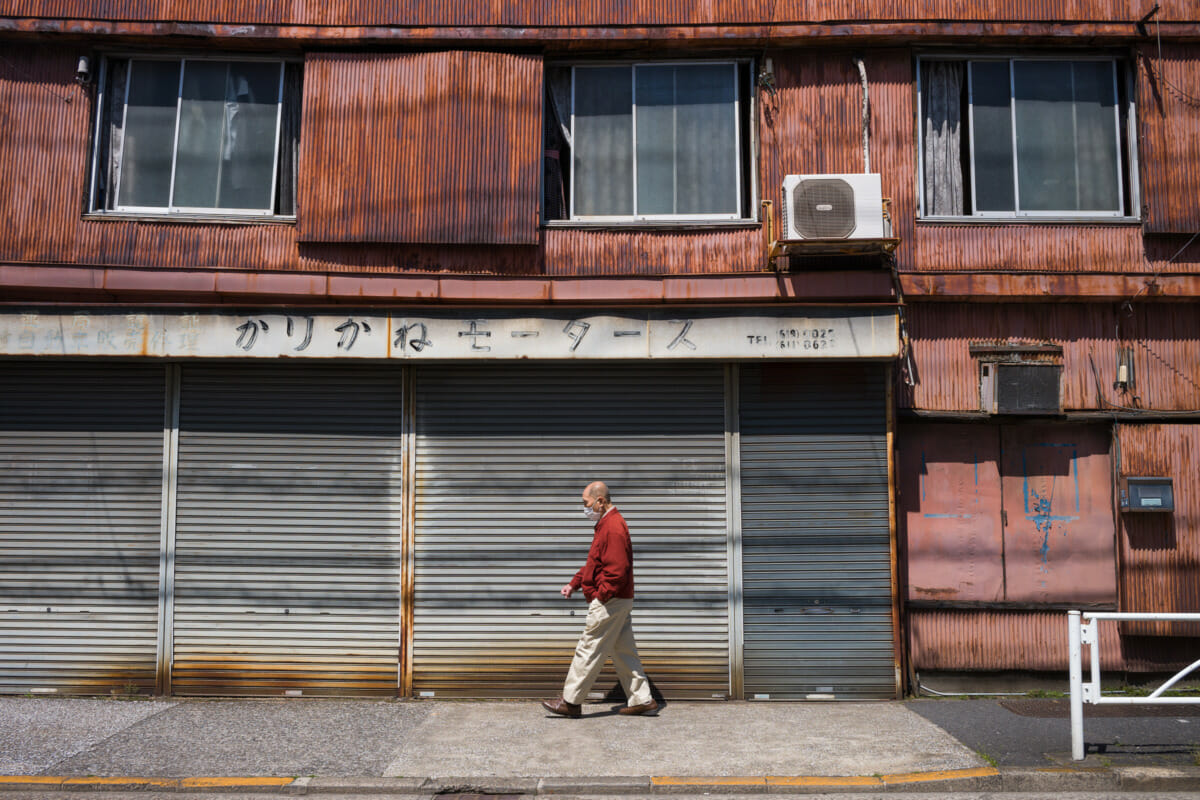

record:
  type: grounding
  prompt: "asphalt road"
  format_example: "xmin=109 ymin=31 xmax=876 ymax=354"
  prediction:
xmin=905 ymin=697 xmax=1200 ymax=767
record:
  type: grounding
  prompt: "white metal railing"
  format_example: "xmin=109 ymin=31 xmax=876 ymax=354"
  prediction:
xmin=1068 ymin=610 xmax=1200 ymax=760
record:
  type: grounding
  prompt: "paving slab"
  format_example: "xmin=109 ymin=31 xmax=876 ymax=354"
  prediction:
xmin=0 ymin=698 xmax=178 ymax=774
xmin=382 ymin=701 xmax=983 ymax=778
xmin=44 ymin=699 xmax=432 ymax=778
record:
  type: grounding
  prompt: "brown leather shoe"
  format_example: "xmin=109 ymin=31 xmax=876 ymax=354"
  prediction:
xmin=541 ymin=697 xmax=581 ymax=717
xmin=618 ymin=699 xmax=659 ymax=715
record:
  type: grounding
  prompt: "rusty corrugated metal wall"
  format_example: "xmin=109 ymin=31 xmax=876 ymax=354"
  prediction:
xmin=909 ymin=610 xmax=1125 ymax=672
xmin=0 ymin=45 xmax=305 ymax=272
xmin=909 ymin=225 xmax=1150 ymax=273
xmin=543 ymin=228 xmax=763 ymax=275
xmin=0 ymin=47 xmax=546 ymax=274
xmin=908 ymin=227 xmax=1200 ymax=275
xmin=0 ymin=44 xmax=910 ymax=277
xmin=762 ymin=49 xmax=915 ymax=269
xmin=1116 ymin=423 xmax=1200 ymax=636
xmin=900 ymin=303 xmax=1200 ymax=412
xmin=909 ymin=609 xmax=1200 ymax=673
xmin=5 ymin=42 xmax=1199 ymax=280
xmin=1116 ymin=304 xmax=1200 ymax=411
xmin=1138 ymin=43 xmax=1200 ymax=234
xmin=0 ymin=46 xmax=89 ymax=265
xmin=297 ymin=51 xmax=542 ymax=245
xmin=0 ymin=0 xmax=1165 ymax=26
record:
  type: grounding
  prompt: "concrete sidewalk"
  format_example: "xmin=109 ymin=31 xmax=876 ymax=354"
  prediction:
xmin=1 ymin=696 xmax=1198 ymax=794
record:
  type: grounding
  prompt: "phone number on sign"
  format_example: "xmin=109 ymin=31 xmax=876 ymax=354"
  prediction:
xmin=778 ymin=327 xmax=836 ymax=350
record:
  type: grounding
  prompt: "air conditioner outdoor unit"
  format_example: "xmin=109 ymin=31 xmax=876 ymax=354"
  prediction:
xmin=781 ymin=173 xmax=885 ymax=240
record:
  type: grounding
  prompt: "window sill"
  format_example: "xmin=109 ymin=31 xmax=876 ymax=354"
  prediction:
xmin=916 ymin=216 xmax=1141 ymax=226
xmin=83 ymin=212 xmax=297 ymax=226
xmin=543 ymin=220 xmax=760 ymax=232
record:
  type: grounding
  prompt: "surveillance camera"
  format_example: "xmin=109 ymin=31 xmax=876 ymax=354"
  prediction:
xmin=75 ymin=55 xmax=91 ymax=85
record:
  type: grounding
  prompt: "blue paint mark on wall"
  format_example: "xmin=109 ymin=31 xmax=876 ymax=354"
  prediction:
xmin=923 ymin=513 xmax=974 ymax=519
xmin=920 ymin=451 xmax=926 ymax=502
xmin=1028 ymin=488 xmax=1078 ymax=564
xmin=1023 ymin=444 xmax=1082 ymax=570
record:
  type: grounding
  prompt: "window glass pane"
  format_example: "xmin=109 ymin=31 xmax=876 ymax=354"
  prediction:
xmin=220 ymin=62 xmax=282 ymax=210
xmin=634 ymin=65 xmax=676 ymax=214
xmin=172 ymin=61 xmax=225 ymax=208
xmin=969 ymin=61 xmax=1015 ymax=212
xmin=1014 ymin=61 xmax=1081 ymax=211
xmin=174 ymin=60 xmax=280 ymax=211
xmin=574 ymin=66 xmax=633 ymax=216
xmin=673 ymin=64 xmax=737 ymax=215
xmin=634 ymin=64 xmax=737 ymax=216
xmin=1070 ymin=61 xmax=1121 ymax=212
xmin=118 ymin=60 xmax=181 ymax=208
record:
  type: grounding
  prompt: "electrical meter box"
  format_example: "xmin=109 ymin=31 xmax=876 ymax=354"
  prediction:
xmin=1119 ymin=477 xmax=1174 ymax=513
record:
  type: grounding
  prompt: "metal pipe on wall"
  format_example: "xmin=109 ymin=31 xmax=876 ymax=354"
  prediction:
xmin=853 ymin=57 xmax=870 ymax=174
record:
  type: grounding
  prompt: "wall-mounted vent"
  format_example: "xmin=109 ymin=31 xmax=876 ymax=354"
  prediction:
xmin=980 ymin=362 xmax=1063 ymax=415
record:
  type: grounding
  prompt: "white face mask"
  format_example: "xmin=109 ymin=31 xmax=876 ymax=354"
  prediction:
xmin=583 ymin=504 xmax=604 ymax=522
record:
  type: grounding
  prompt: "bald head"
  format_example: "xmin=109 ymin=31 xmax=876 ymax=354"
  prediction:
xmin=583 ymin=481 xmax=610 ymax=503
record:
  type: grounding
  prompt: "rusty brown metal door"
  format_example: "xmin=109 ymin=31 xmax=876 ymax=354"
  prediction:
xmin=900 ymin=422 xmax=1116 ymax=607
xmin=900 ymin=423 xmax=1005 ymax=605
xmin=999 ymin=424 xmax=1116 ymax=605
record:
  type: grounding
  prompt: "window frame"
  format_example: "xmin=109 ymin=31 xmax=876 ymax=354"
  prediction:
xmin=916 ymin=53 xmax=1140 ymax=222
xmin=88 ymin=53 xmax=295 ymax=220
xmin=558 ymin=58 xmax=757 ymax=225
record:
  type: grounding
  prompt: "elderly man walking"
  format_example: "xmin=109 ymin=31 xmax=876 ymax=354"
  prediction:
xmin=542 ymin=481 xmax=658 ymax=718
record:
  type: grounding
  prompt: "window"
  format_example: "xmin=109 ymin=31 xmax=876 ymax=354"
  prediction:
xmin=544 ymin=61 xmax=755 ymax=222
xmin=90 ymin=56 xmax=301 ymax=217
xmin=918 ymin=57 xmax=1134 ymax=218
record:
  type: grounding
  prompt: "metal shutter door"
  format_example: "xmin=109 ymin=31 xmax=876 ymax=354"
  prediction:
xmin=0 ymin=362 xmax=165 ymax=694
xmin=413 ymin=364 xmax=729 ymax=699
xmin=739 ymin=364 xmax=895 ymax=699
xmin=172 ymin=364 xmax=403 ymax=696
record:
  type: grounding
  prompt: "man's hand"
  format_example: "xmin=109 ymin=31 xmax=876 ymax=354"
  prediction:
xmin=560 ymin=583 xmax=574 ymax=598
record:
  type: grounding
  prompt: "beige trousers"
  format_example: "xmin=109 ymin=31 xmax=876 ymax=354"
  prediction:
xmin=562 ymin=597 xmax=652 ymax=707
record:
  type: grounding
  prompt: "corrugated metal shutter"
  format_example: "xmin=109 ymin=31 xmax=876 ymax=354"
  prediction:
xmin=413 ymin=364 xmax=729 ymax=699
xmin=172 ymin=363 xmax=403 ymax=696
xmin=0 ymin=362 xmax=165 ymax=694
xmin=739 ymin=364 xmax=895 ymax=699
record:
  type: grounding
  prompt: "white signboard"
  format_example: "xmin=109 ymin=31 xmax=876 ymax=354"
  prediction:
xmin=0 ymin=309 xmax=899 ymax=360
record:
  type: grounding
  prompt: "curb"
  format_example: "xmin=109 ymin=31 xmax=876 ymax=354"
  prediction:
xmin=2 ymin=766 xmax=1198 ymax=794
xmin=0 ymin=777 xmax=294 ymax=793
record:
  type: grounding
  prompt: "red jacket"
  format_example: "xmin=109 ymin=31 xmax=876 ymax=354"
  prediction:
xmin=569 ymin=508 xmax=635 ymax=603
